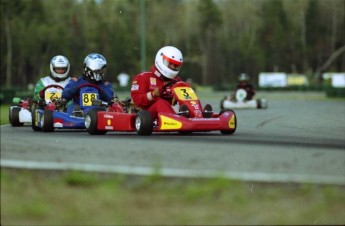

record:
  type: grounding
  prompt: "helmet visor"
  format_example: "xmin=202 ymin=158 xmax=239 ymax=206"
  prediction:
xmin=163 ymin=54 xmax=182 ymax=71
xmin=54 ymin=67 xmax=68 ymax=74
xmin=91 ymin=68 xmax=106 ymax=81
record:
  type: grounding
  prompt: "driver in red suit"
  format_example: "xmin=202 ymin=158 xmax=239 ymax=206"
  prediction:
xmin=130 ymin=46 xmax=183 ymax=119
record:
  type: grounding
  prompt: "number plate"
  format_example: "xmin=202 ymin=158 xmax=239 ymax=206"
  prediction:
xmin=44 ymin=89 xmax=62 ymax=102
xmin=173 ymin=87 xmax=198 ymax=101
xmin=82 ymin=93 xmax=98 ymax=106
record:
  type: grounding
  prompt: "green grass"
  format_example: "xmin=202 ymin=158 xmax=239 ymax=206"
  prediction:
xmin=1 ymin=168 xmax=344 ymax=225
xmin=1 ymin=104 xmax=10 ymax=125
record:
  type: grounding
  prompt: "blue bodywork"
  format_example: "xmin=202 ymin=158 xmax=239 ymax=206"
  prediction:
xmin=33 ymin=86 xmax=101 ymax=130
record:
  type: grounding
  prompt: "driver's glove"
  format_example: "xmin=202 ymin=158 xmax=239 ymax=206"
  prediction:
xmin=152 ymin=87 xmax=165 ymax=98
xmin=57 ymin=98 xmax=67 ymax=104
xmin=38 ymin=99 xmax=46 ymax=107
xmin=98 ymin=89 xmax=107 ymax=101
xmin=152 ymin=87 xmax=160 ymax=97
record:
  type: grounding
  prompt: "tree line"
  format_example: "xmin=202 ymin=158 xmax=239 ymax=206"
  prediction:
xmin=1 ymin=0 xmax=344 ymax=89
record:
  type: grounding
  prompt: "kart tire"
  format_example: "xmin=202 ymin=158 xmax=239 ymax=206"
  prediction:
xmin=8 ymin=107 xmax=13 ymax=125
xmin=10 ymin=107 xmax=24 ymax=127
xmin=257 ymin=98 xmax=268 ymax=109
xmin=85 ymin=108 xmax=107 ymax=135
xmin=41 ymin=110 xmax=54 ymax=132
xmin=257 ymin=99 xmax=262 ymax=109
xmin=135 ymin=110 xmax=153 ymax=136
xmin=31 ymin=108 xmax=41 ymax=131
xmin=219 ymin=109 xmax=236 ymax=135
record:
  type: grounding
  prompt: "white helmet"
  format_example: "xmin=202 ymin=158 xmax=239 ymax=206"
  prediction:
xmin=50 ymin=55 xmax=70 ymax=81
xmin=155 ymin=46 xmax=183 ymax=79
xmin=239 ymin=73 xmax=250 ymax=82
xmin=83 ymin=53 xmax=107 ymax=82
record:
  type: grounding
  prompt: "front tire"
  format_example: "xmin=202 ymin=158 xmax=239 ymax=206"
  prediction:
xmin=31 ymin=108 xmax=41 ymax=131
xmin=135 ymin=111 xmax=153 ymax=136
xmin=85 ymin=108 xmax=107 ymax=135
xmin=41 ymin=110 xmax=54 ymax=132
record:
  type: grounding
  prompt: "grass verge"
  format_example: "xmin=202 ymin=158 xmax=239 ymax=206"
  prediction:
xmin=1 ymin=168 xmax=344 ymax=225
xmin=1 ymin=104 xmax=9 ymax=125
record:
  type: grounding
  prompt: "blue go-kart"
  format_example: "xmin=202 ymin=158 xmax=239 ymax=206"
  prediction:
xmin=32 ymin=84 xmax=104 ymax=132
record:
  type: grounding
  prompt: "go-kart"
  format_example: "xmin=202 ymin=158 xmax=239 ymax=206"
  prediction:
xmin=220 ymin=88 xmax=268 ymax=110
xmin=32 ymin=84 xmax=104 ymax=132
xmin=85 ymin=81 xmax=237 ymax=136
xmin=9 ymin=84 xmax=64 ymax=127
xmin=9 ymin=97 xmax=34 ymax=127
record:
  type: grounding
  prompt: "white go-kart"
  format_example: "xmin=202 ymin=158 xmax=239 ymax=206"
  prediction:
xmin=9 ymin=84 xmax=64 ymax=126
xmin=220 ymin=88 xmax=268 ymax=110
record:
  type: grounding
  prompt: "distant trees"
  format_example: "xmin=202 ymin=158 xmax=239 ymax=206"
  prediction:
xmin=197 ymin=0 xmax=223 ymax=85
xmin=259 ymin=0 xmax=290 ymax=72
xmin=1 ymin=0 xmax=344 ymax=89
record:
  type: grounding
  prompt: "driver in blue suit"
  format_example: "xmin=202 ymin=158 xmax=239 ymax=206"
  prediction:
xmin=62 ymin=53 xmax=115 ymax=114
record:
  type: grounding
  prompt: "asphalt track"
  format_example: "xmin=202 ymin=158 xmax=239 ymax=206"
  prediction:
xmin=1 ymin=92 xmax=345 ymax=185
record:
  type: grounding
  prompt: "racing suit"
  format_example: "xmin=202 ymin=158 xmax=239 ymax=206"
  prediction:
xmin=34 ymin=76 xmax=70 ymax=101
xmin=62 ymin=76 xmax=114 ymax=113
xmin=130 ymin=65 xmax=181 ymax=119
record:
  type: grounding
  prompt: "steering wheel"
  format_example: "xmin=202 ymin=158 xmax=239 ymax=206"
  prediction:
xmin=39 ymin=84 xmax=64 ymax=99
xmin=76 ymin=83 xmax=103 ymax=93
xmin=160 ymin=80 xmax=179 ymax=99
xmin=162 ymin=80 xmax=178 ymax=90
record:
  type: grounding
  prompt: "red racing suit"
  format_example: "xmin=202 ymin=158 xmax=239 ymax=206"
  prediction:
xmin=130 ymin=65 xmax=181 ymax=119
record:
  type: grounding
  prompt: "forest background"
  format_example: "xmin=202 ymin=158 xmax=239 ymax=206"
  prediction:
xmin=1 ymin=0 xmax=344 ymax=91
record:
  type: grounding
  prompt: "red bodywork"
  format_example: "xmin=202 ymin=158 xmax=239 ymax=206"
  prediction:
xmin=95 ymin=81 xmax=236 ymax=134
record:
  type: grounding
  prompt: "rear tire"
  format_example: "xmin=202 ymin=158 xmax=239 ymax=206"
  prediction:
xmin=8 ymin=107 xmax=13 ymax=125
xmin=85 ymin=108 xmax=107 ymax=135
xmin=257 ymin=99 xmax=262 ymax=108
xmin=10 ymin=107 xmax=24 ymax=127
xmin=258 ymin=98 xmax=268 ymax=109
xmin=135 ymin=111 xmax=153 ymax=136
xmin=219 ymin=109 xmax=236 ymax=135
xmin=41 ymin=110 xmax=54 ymax=132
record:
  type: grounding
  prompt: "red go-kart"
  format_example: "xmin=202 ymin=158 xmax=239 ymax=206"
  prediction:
xmin=85 ymin=81 xmax=237 ymax=135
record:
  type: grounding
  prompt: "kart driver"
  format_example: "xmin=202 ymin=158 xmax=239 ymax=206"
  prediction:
xmin=232 ymin=73 xmax=256 ymax=101
xmin=62 ymin=53 xmax=114 ymax=114
xmin=130 ymin=46 xmax=183 ymax=119
xmin=34 ymin=55 xmax=71 ymax=101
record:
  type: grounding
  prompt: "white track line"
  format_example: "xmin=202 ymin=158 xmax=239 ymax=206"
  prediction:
xmin=1 ymin=159 xmax=344 ymax=185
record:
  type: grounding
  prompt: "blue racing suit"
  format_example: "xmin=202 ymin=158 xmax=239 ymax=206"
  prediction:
xmin=62 ymin=76 xmax=114 ymax=114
